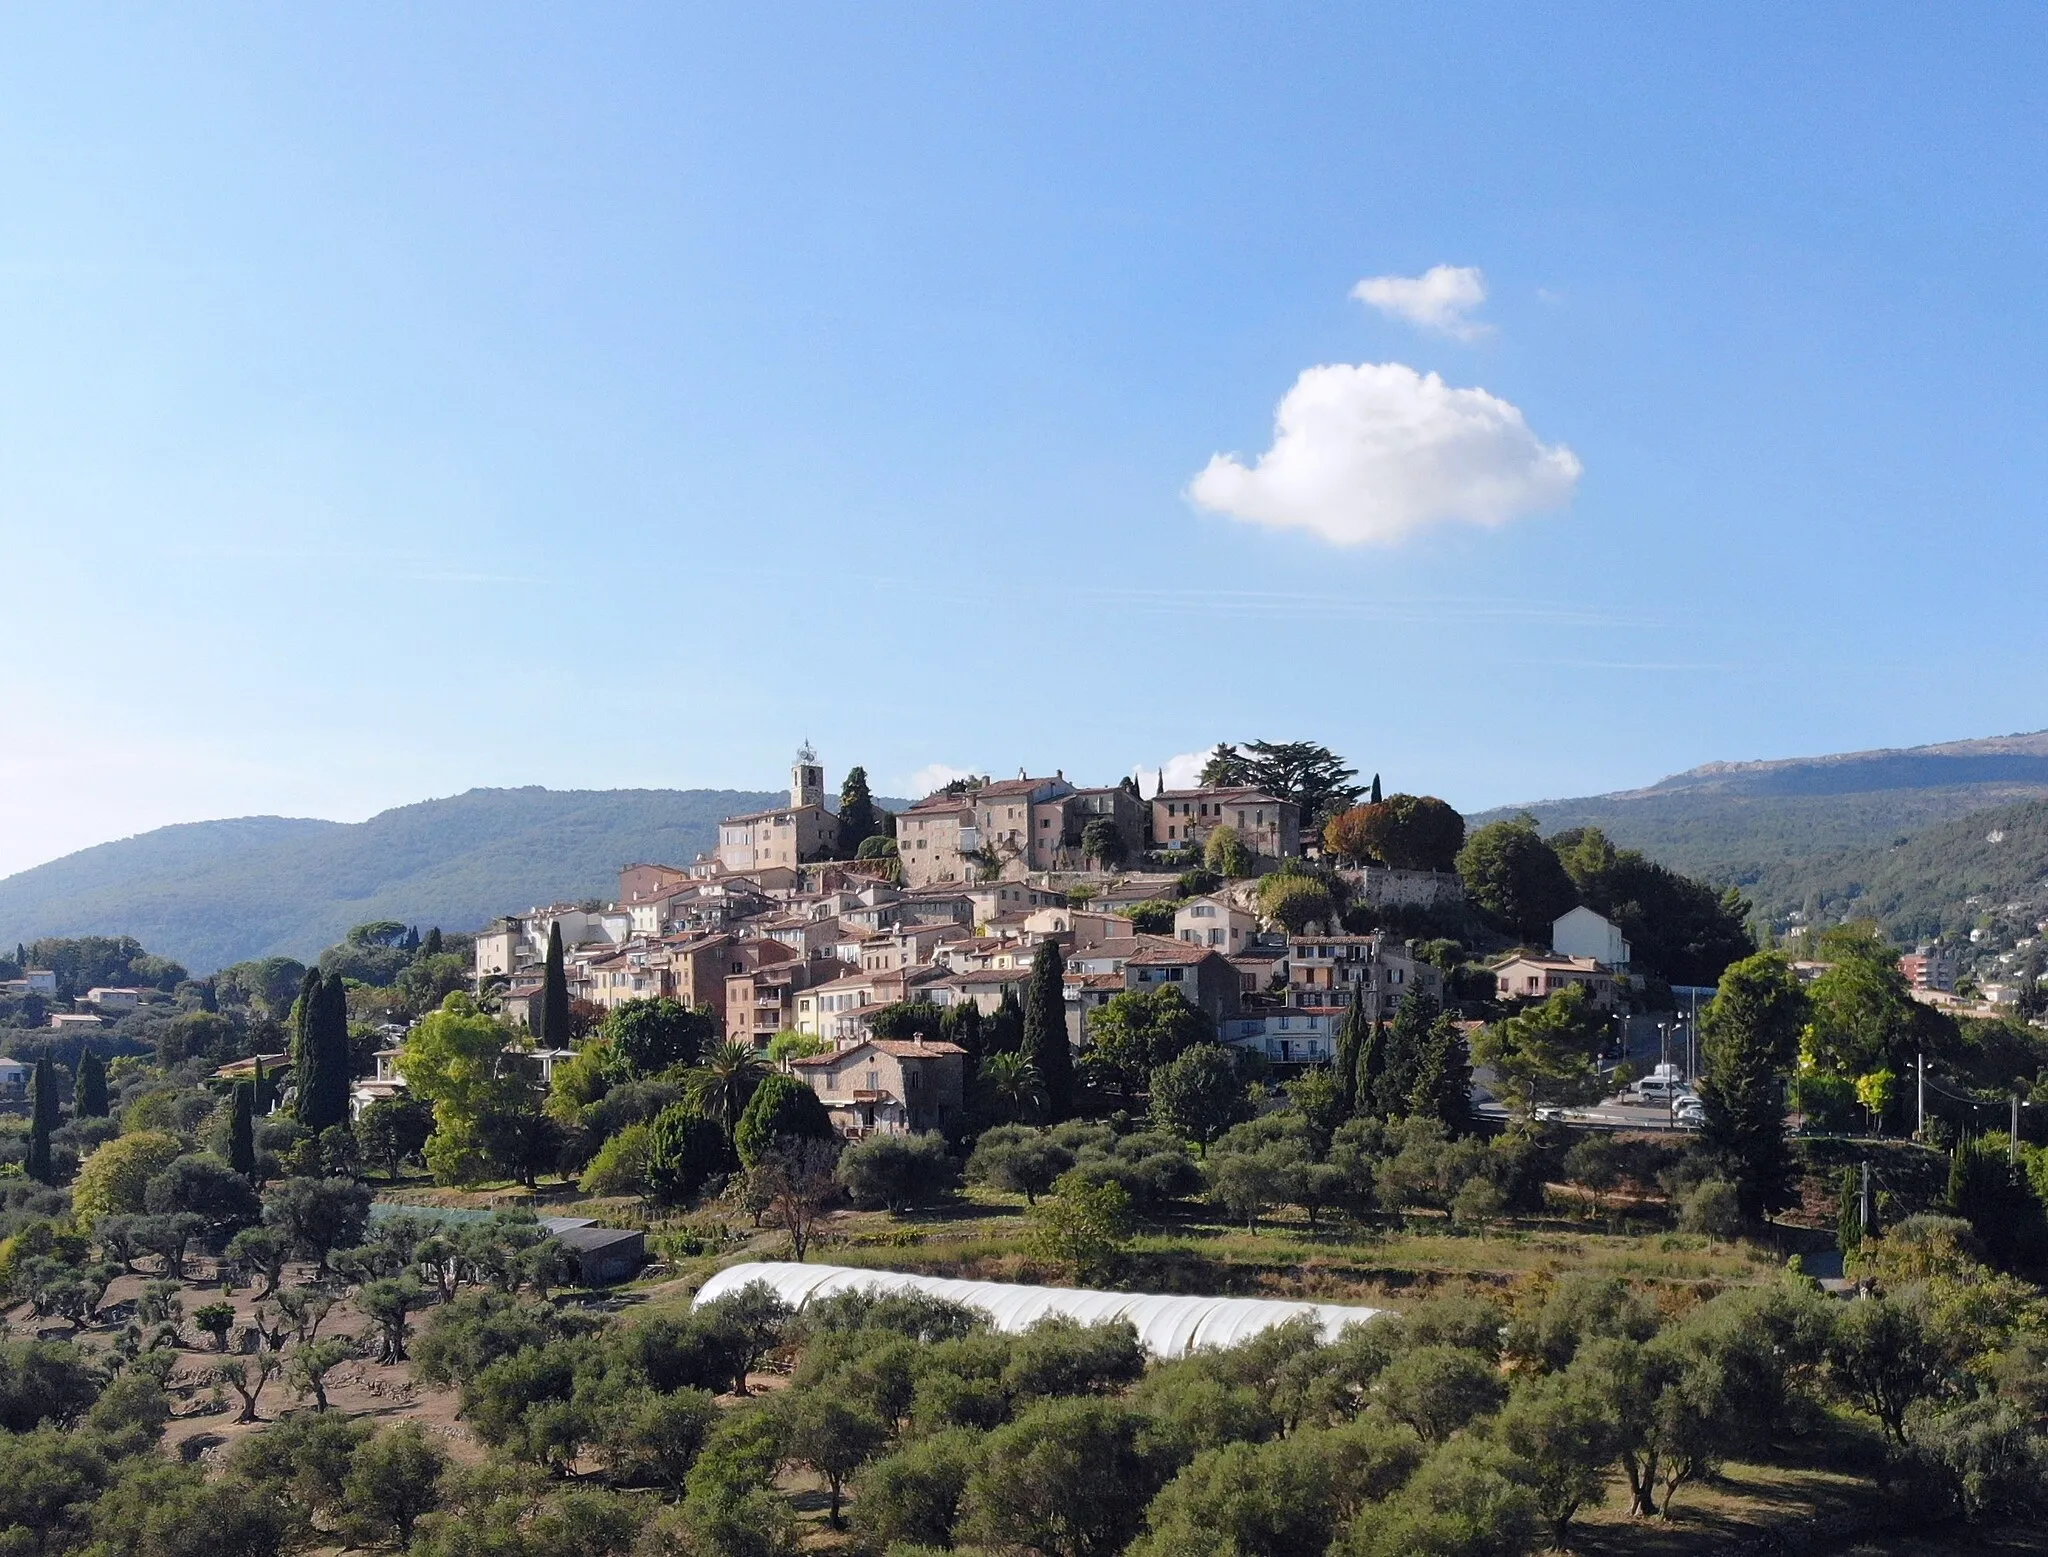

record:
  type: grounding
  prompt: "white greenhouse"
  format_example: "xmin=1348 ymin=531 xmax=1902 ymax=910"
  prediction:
xmin=692 ymin=1262 xmax=1387 ymax=1358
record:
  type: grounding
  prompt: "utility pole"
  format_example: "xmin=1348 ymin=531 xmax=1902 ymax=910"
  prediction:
xmin=1916 ymin=1053 xmax=1925 ymax=1140
xmin=2013 ymin=1093 xmax=2022 ymax=1163
xmin=1859 ymin=1159 xmax=1872 ymax=1239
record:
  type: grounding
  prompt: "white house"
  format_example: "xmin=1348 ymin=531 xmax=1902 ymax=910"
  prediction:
xmin=85 ymin=987 xmax=143 ymax=1013
xmin=1552 ymin=906 xmax=1630 ymax=969
xmin=0 ymin=1057 xmax=28 ymax=1099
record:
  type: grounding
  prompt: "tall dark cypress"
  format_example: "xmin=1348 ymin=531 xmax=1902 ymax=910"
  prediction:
xmin=424 ymin=927 xmax=443 ymax=956
xmin=75 ymin=1047 xmax=109 ymax=1118
xmin=1355 ymin=1020 xmax=1387 ymax=1119
xmin=229 ymin=1081 xmax=257 ymax=1178
xmin=1369 ymin=773 xmax=1383 ymax=805
xmin=1408 ymin=1015 xmax=1473 ymax=1133
xmin=541 ymin=921 xmax=571 ymax=1048
xmin=27 ymin=1052 xmax=60 ymax=1184
xmin=253 ymin=1055 xmax=272 ymax=1114
xmin=289 ymin=965 xmax=323 ymax=1124
xmin=1022 ymin=940 xmax=1071 ymax=1121
xmin=1334 ymin=998 xmax=1370 ymax=1114
xmin=295 ymin=970 xmax=350 ymax=1132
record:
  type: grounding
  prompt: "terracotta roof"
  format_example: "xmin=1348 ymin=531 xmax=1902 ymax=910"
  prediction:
xmin=1124 ymin=941 xmax=1219 ymax=966
xmin=1155 ymin=787 xmax=1289 ymax=806
xmin=791 ymin=1038 xmax=967 ymax=1066
xmin=721 ymin=802 xmax=830 ymax=824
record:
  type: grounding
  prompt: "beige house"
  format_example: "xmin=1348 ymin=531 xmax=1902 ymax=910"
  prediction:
xmin=1174 ymin=894 xmax=1256 ymax=953
xmin=1150 ymin=787 xmax=1299 ymax=862
xmin=1490 ymin=953 xmax=1626 ymax=1012
xmin=789 ymin=1037 xmax=967 ymax=1137
xmin=1287 ymin=933 xmax=1443 ymax=1022
xmin=716 ymin=753 xmax=838 ymax=872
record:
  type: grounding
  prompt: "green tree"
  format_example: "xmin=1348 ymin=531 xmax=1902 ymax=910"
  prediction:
xmin=1408 ymin=1015 xmax=1474 ymax=1132
xmin=75 ymin=1047 xmax=109 ymax=1118
xmin=292 ymin=970 xmax=352 ymax=1133
xmin=1205 ymin=825 xmax=1257 ymax=878
xmin=1325 ymin=794 xmax=1466 ymax=872
xmin=978 ymin=1050 xmax=1045 ymax=1123
xmin=734 ymin=1073 xmax=835 ymax=1168
xmin=288 ymin=1338 xmax=352 ymax=1411
xmin=602 ymin=997 xmax=713 ymax=1078
xmin=965 ymin=1123 xmax=1072 ymax=1204
xmin=835 ymin=766 xmax=883 ymax=857
xmin=358 ymin=1093 xmax=435 ymax=1179
xmin=1203 ymin=741 xmax=1362 ymax=828
xmin=686 ymin=1041 xmax=768 ymax=1135
xmin=1028 ymin=1171 xmax=1134 ymax=1282
xmin=1151 ymin=1044 xmax=1251 ymax=1151
xmin=1551 ymin=826 xmax=1754 ymax=986
xmin=775 ymin=1390 xmax=886 ymax=1529
xmin=1697 ymin=952 xmax=1807 ymax=1221
xmin=228 ymin=1081 xmax=257 ymax=1178
xmin=1473 ymin=986 xmax=1607 ymax=1117
xmin=647 ymin=1105 xmax=733 ymax=1205
xmin=1456 ymin=818 xmax=1578 ymax=942
xmin=1023 ymin=940 xmax=1073 ymax=1121
xmin=1375 ymin=991 xmax=1440 ymax=1117
xmin=1085 ymin=984 xmax=1214 ymax=1103
xmin=1495 ymin=1368 xmax=1613 ymax=1550
xmin=960 ymin=1396 xmax=1174 ymax=1557
xmin=1081 ymin=816 xmax=1129 ymax=870
xmin=541 ymin=922 xmax=571 ymax=1049
xmin=1826 ymin=1295 xmax=1948 ymax=1444
xmin=985 ymin=986 xmax=1027 ymax=1055
xmin=264 ymin=1175 xmax=372 ymax=1266
xmin=342 ymin=1421 xmax=447 ymax=1547
xmin=27 ymin=1052 xmax=59 ymax=1185
xmin=396 ymin=998 xmax=525 ymax=1185
xmin=72 ymin=1130 xmax=185 ymax=1221
xmin=1258 ymin=874 xmax=1338 ymax=934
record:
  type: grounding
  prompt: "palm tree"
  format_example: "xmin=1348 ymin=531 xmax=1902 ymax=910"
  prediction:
xmin=979 ymin=1051 xmax=1045 ymax=1124
xmin=688 ymin=1041 xmax=768 ymax=1133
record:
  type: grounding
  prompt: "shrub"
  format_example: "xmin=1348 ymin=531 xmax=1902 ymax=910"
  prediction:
xmin=734 ymin=1075 xmax=835 ymax=1169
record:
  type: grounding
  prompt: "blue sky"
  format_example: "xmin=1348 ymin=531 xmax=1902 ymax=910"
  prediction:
xmin=4 ymin=5 xmax=2046 ymax=877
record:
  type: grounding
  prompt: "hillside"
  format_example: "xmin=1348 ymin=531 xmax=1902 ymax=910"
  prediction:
xmin=1474 ymin=730 xmax=2048 ymax=883
xmin=1741 ymin=794 xmax=2048 ymax=942
xmin=0 ymin=787 xmax=787 ymax=973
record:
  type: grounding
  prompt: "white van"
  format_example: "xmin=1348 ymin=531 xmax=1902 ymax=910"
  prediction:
xmin=1633 ymin=1074 xmax=1685 ymax=1102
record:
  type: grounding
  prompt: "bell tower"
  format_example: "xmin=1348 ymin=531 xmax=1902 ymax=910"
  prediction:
xmin=791 ymin=743 xmax=825 ymax=809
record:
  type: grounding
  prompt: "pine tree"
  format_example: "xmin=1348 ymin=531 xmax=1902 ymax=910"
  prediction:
xmin=74 ymin=1047 xmax=109 ymax=1118
xmin=541 ymin=922 xmax=571 ymax=1048
xmin=1698 ymin=951 xmax=1807 ymax=1222
xmin=27 ymin=1051 xmax=59 ymax=1185
xmin=229 ymin=1081 xmax=258 ymax=1179
xmin=836 ymin=767 xmax=881 ymax=857
xmin=1408 ymin=1014 xmax=1473 ymax=1132
xmin=1022 ymin=940 xmax=1072 ymax=1122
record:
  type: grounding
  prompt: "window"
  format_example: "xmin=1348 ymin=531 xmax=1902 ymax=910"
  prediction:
xmin=866 ymin=1070 xmax=880 ymax=1091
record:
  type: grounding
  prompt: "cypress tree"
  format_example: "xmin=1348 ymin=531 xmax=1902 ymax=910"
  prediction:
xmin=1354 ymin=1020 xmax=1387 ymax=1119
xmin=294 ymin=971 xmax=351 ymax=1132
xmin=253 ymin=1054 xmax=270 ymax=1113
xmin=541 ymin=922 xmax=571 ymax=1048
xmin=940 ymin=999 xmax=983 ymax=1059
xmin=836 ymin=767 xmax=881 ymax=857
xmin=424 ymin=927 xmax=443 ymax=956
xmin=986 ymin=988 xmax=1026 ymax=1056
xmin=1408 ymin=1014 xmax=1473 ymax=1132
xmin=75 ymin=1046 xmax=109 ymax=1118
xmin=1376 ymin=991 xmax=1440 ymax=1118
xmin=1022 ymin=940 xmax=1072 ymax=1121
xmin=27 ymin=1052 xmax=59 ymax=1184
xmin=229 ymin=1081 xmax=258 ymax=1179
xmin=289 ymin=965 xmax=323 ymax=1120
xmin=1698 ymin=951 xmax=1807 ymax=1222
xmin=1370 ymin=773 xmax=1383 ymax=805
xmin=1334 ymin=998 xmax=1366 ymax=1114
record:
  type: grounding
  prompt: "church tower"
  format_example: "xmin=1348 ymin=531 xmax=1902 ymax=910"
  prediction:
xmin=791 ymin=744 xmax=825 ymax=810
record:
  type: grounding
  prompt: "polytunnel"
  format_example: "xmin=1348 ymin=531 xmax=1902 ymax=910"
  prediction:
xmin=692 ymin=1262 xmax=1387 ymax=1357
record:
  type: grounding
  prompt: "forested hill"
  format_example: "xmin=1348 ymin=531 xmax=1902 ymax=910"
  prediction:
xmin=1473 ymin=729 xmax=2048 ymax=884
xmin=0 ymin=787 xmax=786 ymax=974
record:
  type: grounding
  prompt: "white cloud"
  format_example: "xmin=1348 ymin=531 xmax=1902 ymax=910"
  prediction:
xmin=908 ymin=763 xmax=978 ymax=797
xmin=1187 ymin=361 xmax=1581 ymax=548
xmin=1352 ymin=264 xmax=1490 ymax=339
xmin=1131 ymin=750 xmax=1210 ymax=794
